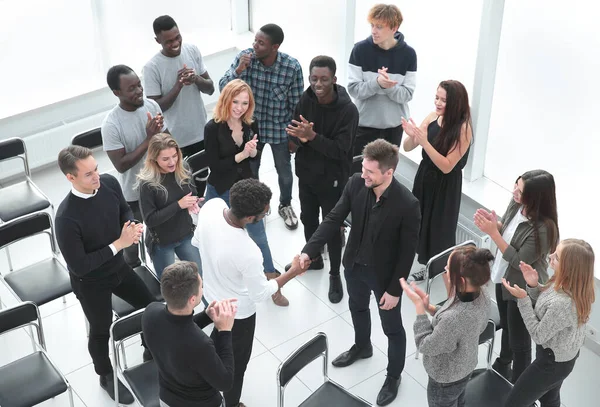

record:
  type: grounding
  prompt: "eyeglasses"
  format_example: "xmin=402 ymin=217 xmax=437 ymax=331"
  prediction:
xmin=258 ymin=207 xmax=271 ymax=218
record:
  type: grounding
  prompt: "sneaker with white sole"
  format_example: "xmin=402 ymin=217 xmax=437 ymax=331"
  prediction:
xmin=278 ymin=204 xmax=298 ymax=230
xmin=407 ymin=267 xmax=427 ymax=283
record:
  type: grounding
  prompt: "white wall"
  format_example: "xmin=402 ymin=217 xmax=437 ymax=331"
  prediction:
xmin=484 ymin=0 xmax=600 ymax=278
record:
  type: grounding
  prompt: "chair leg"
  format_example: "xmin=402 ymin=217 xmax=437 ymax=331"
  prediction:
xmin=62 ymin=295 xmax=67 ymax=304
xmin=121 ymin=344 xmax=128 ymax=370
xmin=6 ymin=247 xmax=14 ymax=271
xmin=67 ymin=385 xmax=75 ymax=407
xmin=28 ymin=325 xmax=36 ymax=351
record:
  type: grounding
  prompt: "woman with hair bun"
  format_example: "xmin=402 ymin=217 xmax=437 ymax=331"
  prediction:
xmin=401 ymin=246 xmax=493 ymax=407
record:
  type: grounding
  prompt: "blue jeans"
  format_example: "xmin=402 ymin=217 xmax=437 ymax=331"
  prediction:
xmin=150 ymin=234 xmax=202 ymax=279
xmin=250 ymin=141 xmax=293 ymax=206
xmin=204 ymin=183 xmax=277 ymax=273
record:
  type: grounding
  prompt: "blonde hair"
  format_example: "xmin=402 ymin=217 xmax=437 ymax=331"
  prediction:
xmin=544 ymin=239 xmax=596 ymax=325
xmin=214 ymin=79 xmax=255 ymax=125
xmin=135 ymin=133 xmax=191 ymax=196
xmin=368 ymin=4 xmax=403 ymax=29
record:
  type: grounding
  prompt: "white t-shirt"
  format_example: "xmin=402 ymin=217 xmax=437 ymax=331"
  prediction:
xmin=101 ymin=98 xmax=166 ymax=202
xmin=143 ymin=43 xmax=208 ymax=148
xmin=491 ymin=207 xmax=528 ymax=284
xmin=192 ymin=198 xmax=278 ymax=319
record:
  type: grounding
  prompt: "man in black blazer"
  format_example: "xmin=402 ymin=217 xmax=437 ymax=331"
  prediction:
xmin=299 ymin=139 xmax=421 ymax=406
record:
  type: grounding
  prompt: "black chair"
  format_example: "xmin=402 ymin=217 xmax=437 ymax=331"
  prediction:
xmin=0 ymin=212 xmax=72 ymax=310
xmin=111 ymin=233 xmax=163 ymax=318
xmin=0 ymin=301 xmax=75 ymax=407
xmin=72 ymin=128 xmax=103 ymax=150
xmin=110 ymin=308 xmax=160 ymax=407
xmin=277 ymin=332 xmax=372 ymax=407
xmin=184 ymin=149 xmax=210 ymax=197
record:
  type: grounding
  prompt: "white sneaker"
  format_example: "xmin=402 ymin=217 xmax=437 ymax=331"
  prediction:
xmin=278 ymin=204 xmax=298 ymax=230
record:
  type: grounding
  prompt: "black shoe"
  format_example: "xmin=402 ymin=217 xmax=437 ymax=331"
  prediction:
xmin=376 ymin=375 xmax=401 ymax=406
xmin=332 ymin=344 xmax=373 ymax=367
xmin=407 ymin=267 xmax=427 ymax=283
xmin=328 ymin=274 xmax=343 ymax=304
xmin=492 ymin=358 xmax=512 ymax=382
xmin=100 ymin=374 xmax=134 ymax=404
xmin=309 ymin=256 xmax=324 ymax=270
xmin=143 ymin=348 xmax=153 ymax=362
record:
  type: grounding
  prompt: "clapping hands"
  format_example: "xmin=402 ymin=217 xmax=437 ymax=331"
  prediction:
xmin=473 ymin=208 xmax=499 ymax=235
xmin=206 ymin=298 xmax=238 ymax=331
xmin=376 ymin=67 xmax=398 ymax=89
xmin=286 ymin=115 xmax=316 ymax=142
xmin=243 ymin=134 xmax=258 ymax=158
xmin=401 ymin=117 xmax=427 ymax=146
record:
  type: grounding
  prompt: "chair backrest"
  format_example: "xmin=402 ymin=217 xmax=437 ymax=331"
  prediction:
xmin=478 ymin=319 xmax=496 ymax=345
xmin=0 ymin=137 xmax=30 ymax=176
xmin=0 ymin=301 xmax=41 ymax=338
xmin=185 ymin=150 xmax=209 ymax=178
xmin=278 ymin=332 xmax=328 ymax=388
xmin=72 ymin=128 xmax=103 ymax=150
xmin=0 ymin=211 xmax=56 ymax=252
xmin=111 ymin=307 xmax=145 ymax=343
xmin=425 ymin=240 xmax=477 ymax=294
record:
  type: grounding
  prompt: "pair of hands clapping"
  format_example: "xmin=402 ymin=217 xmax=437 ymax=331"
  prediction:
xmin=401 ymin=117 xmax=427 ymax=146
xmin=242 ymin=135 xmax=258 ymax=159
xmin=178 ymin=192 xmax=204 ymax=215
xmin=206 ymin=298 xmax=238 ymax=331
xmin=399 ymin=278 xmax=436 ymax=315
xmin=286 ymin=115 xmax=316 ymax=143
xmin=502 ymin=262 xmax=540 ymax=299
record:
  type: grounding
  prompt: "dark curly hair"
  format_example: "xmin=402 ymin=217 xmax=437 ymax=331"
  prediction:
xmin=448 ymin=246 xmax=494 ymax=294
xmin=229 ymin=179 xmax=272 ymax=219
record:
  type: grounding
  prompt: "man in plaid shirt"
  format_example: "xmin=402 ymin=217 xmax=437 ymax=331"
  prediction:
xmin=220 ymin=23 xmax=303 ymax=231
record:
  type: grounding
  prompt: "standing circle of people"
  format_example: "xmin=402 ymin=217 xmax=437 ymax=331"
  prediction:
xmin=38 ymin=4 xmax=594 ymax=407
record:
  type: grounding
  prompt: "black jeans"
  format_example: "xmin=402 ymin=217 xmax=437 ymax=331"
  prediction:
xmin=214 ymin=313 xmax=256 ymax=407
xmin=427 ymin=373 xmax=471 ymax=407
xmin=345 ymin=264 xmax=406 ymax=377
xmin=351 ymin=125 xmax=404 ymax=173
xmin=70 ymin=263 xmax=155 ymax=376
xmin=124 ymin=200 xmax=142 ymax=268
xmin=298 ymin=180 xmax=343 ymax=275
xmin=496 ymin=284 xmax=532 ymax=382
xmin=504 ymin=346 xmax=578 ymax=407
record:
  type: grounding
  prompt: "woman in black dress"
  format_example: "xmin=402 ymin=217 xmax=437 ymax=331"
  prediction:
xmin=402 ymin=80 xmax=473 ymax=281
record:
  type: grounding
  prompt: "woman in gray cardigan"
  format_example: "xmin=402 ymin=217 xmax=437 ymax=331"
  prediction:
xmin=401 ymin=246 xmax=493 ymax=407
xmin=502 ymin=239 xmax=595 ymax=407
xmin=474 ymin=170 xmax=559 ymax=383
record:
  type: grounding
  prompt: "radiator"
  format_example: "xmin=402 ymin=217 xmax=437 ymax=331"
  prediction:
xmin=456 ymin=213 xmax=493 ymax=250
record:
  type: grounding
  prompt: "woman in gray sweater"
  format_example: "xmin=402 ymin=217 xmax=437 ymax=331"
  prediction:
xmin=400 ymin=246 xmax=493 ymax=407
xmin=474 ymin=170 xmax=559 ymax=382
xmin=502 ymin=239 xmax=596 ymax=407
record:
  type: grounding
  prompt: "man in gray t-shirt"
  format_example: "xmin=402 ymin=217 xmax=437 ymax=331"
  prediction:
xmin=101 ymin=64 xmax=167 ymax=267
xmin=143 ymin=15 xmax=214 ymax=158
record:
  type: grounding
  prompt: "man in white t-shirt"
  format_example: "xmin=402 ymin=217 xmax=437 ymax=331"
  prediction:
xmin=143 ymin=15 xmax=214 ymax=158
xmin=193 ymin=178 xmax=307 ymax=407
xmin=101 ymin=64 xmax=168 ymax=267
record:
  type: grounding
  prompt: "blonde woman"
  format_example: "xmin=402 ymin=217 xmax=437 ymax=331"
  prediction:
xmin=137 ymin=133 xmax=202 ymax=278
xmin=503 ymin=239 xmax=596 ymax=407
xmin=203 ymin=79 xmax=287 ymax=307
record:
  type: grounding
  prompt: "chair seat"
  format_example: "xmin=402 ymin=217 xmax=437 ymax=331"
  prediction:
xmin=299 ymin=381 xmax=370 ymax=407
xmin=464 ymin=368 xmax=512 ymax=407
xmin=112 ymin=266 xmax=162 ymax=318
xmin=122 ymin=360 xmax=160 ymax=407
xmin=0 ymin=181 xmax=51 ymax=222
xmin=0 ymin=351 xmax=68 ymax=407
xmin=4 ymin=258 xmax=72 ymax=306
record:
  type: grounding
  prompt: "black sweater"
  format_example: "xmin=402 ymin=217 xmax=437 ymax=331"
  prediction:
xmin=291 ymin=85 xmax=359 ymax=185
xmin=142 ymin=302 xmax=234 ymax=407
xmin=204 ymin=119 xmax=259 ymax=195
xmin=139 ymin=172 xmax=196 ymax=249
xmin=55 ymin=174 xmax=133 ymax=279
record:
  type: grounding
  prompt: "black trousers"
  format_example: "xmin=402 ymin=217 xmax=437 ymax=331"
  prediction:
xmin=70 ymin=263 xmax=155 ymax=376
xmin=298 ymin=180 xmax=342 ymax=275
xmin=504 ymin=346 xmax=578 ymax=407
xmin=124 ymin=200 xmax=143 ymax=268
xmin=213 ymin=313 xmax=256 ymax=407
xmin=345 ymin=264 xmax=406 ymax=377
xmin=351 ymin=125 xmax=404 ymax=173
xmin=496 ymin=284 xmax=532 ymax=382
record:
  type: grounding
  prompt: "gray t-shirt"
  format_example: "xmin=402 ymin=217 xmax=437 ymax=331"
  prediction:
xmin=101 ymin=98 xmax=166 ymax=202
xmin=143 ymin=43 xmax=208 ymax=148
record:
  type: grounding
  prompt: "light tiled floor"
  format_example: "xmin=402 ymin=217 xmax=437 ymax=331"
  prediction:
xmin=0 ymin=146 xmax=596 ymax=406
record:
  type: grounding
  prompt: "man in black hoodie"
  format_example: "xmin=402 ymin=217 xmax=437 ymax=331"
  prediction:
xmin=286 ymin=55 xmax=358 ymax=304
xmin=348 ymin=4 xmax=416 ymax=170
